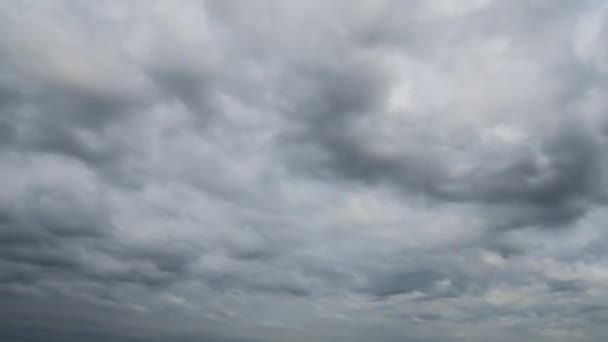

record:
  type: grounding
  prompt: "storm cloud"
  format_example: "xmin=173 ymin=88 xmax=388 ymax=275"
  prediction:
xmin=2 ymin=1 xmax=608 ymax=341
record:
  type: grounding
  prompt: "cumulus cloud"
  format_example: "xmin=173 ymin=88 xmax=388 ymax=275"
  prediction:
xmin=2 ymin=1 xmax=608 ymax=341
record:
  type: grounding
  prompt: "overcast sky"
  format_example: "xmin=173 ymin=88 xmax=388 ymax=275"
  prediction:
xmin=2 ymin=1 xmax=608 ymax=341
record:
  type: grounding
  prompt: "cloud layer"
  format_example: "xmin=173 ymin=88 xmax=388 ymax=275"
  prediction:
xmin=2 ymin=1 xmax=608 ymax=341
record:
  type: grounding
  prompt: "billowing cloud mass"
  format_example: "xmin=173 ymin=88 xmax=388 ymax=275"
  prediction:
xmin=2 ymin=1 xmax=608 ymax=341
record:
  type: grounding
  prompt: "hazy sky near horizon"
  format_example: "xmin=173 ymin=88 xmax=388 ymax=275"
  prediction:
xmin=2 ymin=1 xmax=608 ymax=341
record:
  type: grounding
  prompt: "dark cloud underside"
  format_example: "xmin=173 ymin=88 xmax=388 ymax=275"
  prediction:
xmin=2 ymin=1 xmax=608 ymax=342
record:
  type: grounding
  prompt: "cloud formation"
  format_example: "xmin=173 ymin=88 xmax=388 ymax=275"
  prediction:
xmin=2 ymin=1 xmax=608 ymax=341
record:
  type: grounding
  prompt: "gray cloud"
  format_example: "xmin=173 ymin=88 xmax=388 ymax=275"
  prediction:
xmin=1 ymin=1 xmax=608 ymax=342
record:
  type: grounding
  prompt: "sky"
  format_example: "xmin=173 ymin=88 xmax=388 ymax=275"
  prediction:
xmin=1 ymin=0 xmax=608 ymax=341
